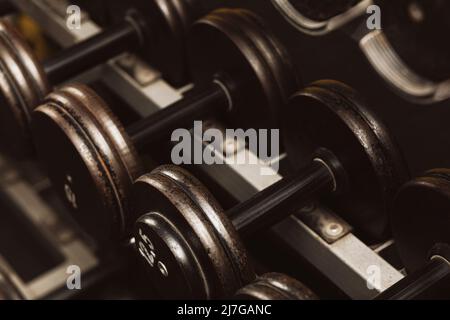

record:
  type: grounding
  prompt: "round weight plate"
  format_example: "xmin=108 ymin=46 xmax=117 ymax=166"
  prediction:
xmin=137 ymin=0 xmax=204 ymax=86
xmin=283 ymin=80 xmax=409 ymax=241
xmin=132 ymin=165 xmax=255 ymax=299
xmin=155 ymin=165 xmax=255 ymax=288
xmin=0 ymin=20 xmax=49 ymax=157
xmin=189 ymin=8 xmax=299 ymax=130
xmin=392 ymin=169 xmax=450 ymax=272
xmin=375 ymin=0 xmax=450 ymax=81
xmin=235 ymin=273 xmax=318 ymax=300
xmin=32 ymin=84 xmax=142 ymax=246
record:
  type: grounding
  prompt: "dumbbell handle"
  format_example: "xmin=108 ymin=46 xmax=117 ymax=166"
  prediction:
xmin=375 ymin=256 xmax=450 ymax=300
xmin=43 ymin=19 xmax=141 ymax=84
xmin=126 ymin=84 xmax=229 ymax=151
xmin=227 ymin=158 xmax=336 ymax=236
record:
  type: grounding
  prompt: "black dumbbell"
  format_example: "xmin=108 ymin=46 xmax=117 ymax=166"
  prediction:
xmin=31 ymin=8 xmax=299 ymax=246
xmin=131 ymin=80 xmax=409 ymax=299
xmin=377 ymin=169 xmax=450 ymax=300
xmin=0 ymin=0 xmax=203 ymax=157
xmin=234 ymin=273 xmax=318 ymax=300
xmin=391 ymin=169 xmax=450 ymax=273
xmin=375 ymin=244 xmax=450 ymax=300
xmin=133 ymin=167 xmax=316 ymax=299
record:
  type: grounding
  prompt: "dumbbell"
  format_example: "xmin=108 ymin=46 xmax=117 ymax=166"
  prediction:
xmin=131 ymin=80 xmax=409 ymax=299
xmin=390 ymin=168 xmax=450 ymax=273
xmin=134 ymin=172 xmax=317 ymax=300
xmin=375 ymin=244 xmax=450 ymax=300
xmin=376 ymin=169 xmax=450 ymax=300
xmin=0 ymin=0 xmax=203 ymax=157
xmin=31 ymin=8 xmax=299 ymax=246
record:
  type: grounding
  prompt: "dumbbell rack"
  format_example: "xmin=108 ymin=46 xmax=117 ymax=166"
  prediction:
xmin=9 ymin=0 xmax=405 ymax=299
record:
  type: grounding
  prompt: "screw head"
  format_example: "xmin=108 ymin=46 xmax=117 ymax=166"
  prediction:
xmin=325 ymin=222 xmax=344 ymax=237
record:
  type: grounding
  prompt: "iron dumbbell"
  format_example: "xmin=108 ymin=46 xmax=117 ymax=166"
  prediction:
xmin=0 ymin=0 xmax=203 ymax=156
xmin=31 ymin=8 xmax=299 ymax=246
xmin=131 ymin=80 xmax=409 ymax=299
xmin=134 ymin=167 xmax=317 ymax=299
xmin=375 ymin=244 xmax=450 ymax=300
xmin=390 ymin=169 xmax=450 ymax=273
xmin=388 ymin=172 xmax=450 ymax=299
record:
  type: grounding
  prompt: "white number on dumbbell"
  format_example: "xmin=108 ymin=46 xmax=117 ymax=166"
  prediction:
xmin=64 ymin=175 xmax=78 ymax=209
xmin=138 ymin=228 xmax=168 ymax=277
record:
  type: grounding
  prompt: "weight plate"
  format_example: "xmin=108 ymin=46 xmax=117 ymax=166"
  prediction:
xmin=32 ymin=84 xmax=142 ymax=246
xmin=235 ymin=273 xmax=318 ymax=300
xmin=0 ymin=20 xmax=49 ymax=156
xmin=189 ymin=8 xmax=299 ymax=130
xmin=392 ymin=169 xmax=450 ymax=272
xmin=141 ymin=0 xmax=204 ymax=86
xmin=283 ymin=80 xmax=409 ymax=241
xmin=155 ymin=165 xmax=255 ymax=290
xmin=132 ymin=166 xmax=254 ymax=299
